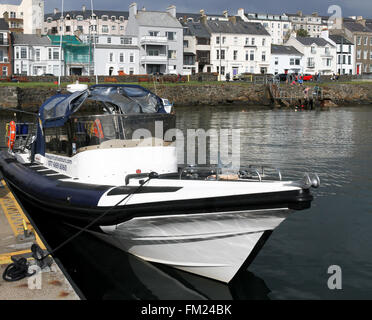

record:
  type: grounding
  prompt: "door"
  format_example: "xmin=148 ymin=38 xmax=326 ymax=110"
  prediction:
xmin=233 ymin=67 xmax=239 ymax=76
xmin=357 ymin=64 xmax=360 ymax=75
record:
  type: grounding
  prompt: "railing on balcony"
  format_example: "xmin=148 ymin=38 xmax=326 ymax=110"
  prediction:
xmin=307 ymin=64 xmax=315 ymax=68
xmin=0 ymin=40 xmax=9 ymax=46
xmin=140 ymin=36 xmax=168 ymax=44
xmin=141 ymin=55 xmax=167 ymax=62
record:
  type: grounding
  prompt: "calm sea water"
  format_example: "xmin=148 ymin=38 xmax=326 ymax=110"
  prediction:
xmin=0 ymin=105 xmax=371 ymax=300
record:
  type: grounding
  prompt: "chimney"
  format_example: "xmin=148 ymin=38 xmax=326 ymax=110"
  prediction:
xmin=237 ymin=8 xmax=244 ymax=18
xmin=54 ymin=8 xmax=59 ymax=15
xmin=297 ymin=11 xmax=303 ymax=17
xmin=223 ymin=10 xmax=228 ymax=18
xmin=129 ymin=2 xmax=137 ymax=17
xmin=82 ymin=5 xmax=86 ymax=12
xmin=167 ymin=5 xmax=176 ymax=18
xmin=312 ymin=12 xmax=318 ymax=17
xmin=229 ymin=16 xmax=237 ymax=24
xmin=357 ymin=16 xmax=366 ymax=27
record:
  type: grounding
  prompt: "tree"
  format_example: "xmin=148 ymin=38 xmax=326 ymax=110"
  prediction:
xmin=296 ymin=29 xmax=309 ymax=37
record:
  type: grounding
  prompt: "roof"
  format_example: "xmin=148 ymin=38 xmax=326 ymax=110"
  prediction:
xmin=0 ymin=19 xmax=9 ymax=31
xmin=271 ymin=45 xmax=303 ymax=55
xmin=344 ymin=21 xmax=372 ymax=33
xmin=184 ymin=21 xmax=210 ymax=38
xmin=134 ymin=11 xmax=182 ymax=28
xmin=205 ymin=20 xmax=270 ymax=36
xmin=13 ymin=34 xmax=51 ymax=46
xmin=48 ymin=35 xmax=82 ymax=46
xmin=295 ymin=37 xmax=334 ymax=47
xmin=45 ymin=10 xmax=129 ymax=21
xmin=328 ymin=34 xmax=354 ymax=45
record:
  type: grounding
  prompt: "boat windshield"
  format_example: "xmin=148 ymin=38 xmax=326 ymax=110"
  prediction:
xmin=43 ymin=114 xmax=176 ymax=157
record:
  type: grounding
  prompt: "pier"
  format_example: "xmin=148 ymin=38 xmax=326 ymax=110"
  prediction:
xmin=0 ymin=178 xmax=81 ymax=300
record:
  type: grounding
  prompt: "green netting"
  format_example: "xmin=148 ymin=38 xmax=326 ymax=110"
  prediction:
xmin=48 ymin=35 xmax=92 ymax=64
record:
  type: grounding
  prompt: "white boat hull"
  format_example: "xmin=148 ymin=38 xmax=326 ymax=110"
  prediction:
xmin=98 ymin=208 xmax=290 ymax=283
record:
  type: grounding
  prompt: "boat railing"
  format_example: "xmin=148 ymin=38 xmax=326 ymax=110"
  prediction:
xmin=179 ymin=165 xmax=283 ymax=182
xmin=8 ymin=122 xmax=38 ymax=152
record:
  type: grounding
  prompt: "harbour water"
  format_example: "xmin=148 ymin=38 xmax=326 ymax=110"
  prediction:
xmin=0 ymin=104 xmax=371 ymax=299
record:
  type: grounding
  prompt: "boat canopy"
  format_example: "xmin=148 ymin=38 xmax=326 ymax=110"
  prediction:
xmin=39 ymin=85 xmax=165 ymax=129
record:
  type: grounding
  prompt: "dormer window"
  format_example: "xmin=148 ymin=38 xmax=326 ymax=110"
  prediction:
xmin=119 ymin=16 xmax=124 ymax=22
xmin=102 ymin=15 xmax=108 ymax=21
xmin=77 ymin=15 xmax=83 ymax=21
xmin=111 ymin=16 xmax=116 ymax=22
xmin=47 ymin=17 xmax=52 ymax=23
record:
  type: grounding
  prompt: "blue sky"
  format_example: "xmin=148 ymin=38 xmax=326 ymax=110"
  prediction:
xmin=4 ymin=0 xmax=372 ymax=18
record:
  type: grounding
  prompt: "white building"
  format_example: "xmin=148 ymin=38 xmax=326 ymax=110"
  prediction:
xmin=322 ymin=32 xmax=355 ymax=75
xmin=206 ymin=17 xmax=272 ymax=79
xmin=286 ymin=11 xmax=327 ymax=38
xmin=13 ymin=33 xmax=63 ymax=76
xmin=269 ymin=44 xmax=304 ymax=75
xmin=125 ymin=3 xmax=184 ymax=75
xmin=0 ymin=0 xmax=44 ymax=34
xmin=80 ymin=34 xmax=139 ymax=76
xmin=286 ymin=36 xmax=337 ymax=75
xmin=44 ymin=7 xmax=128 ymax=37
xmin=237 ymin=9 xmax=292 ymax=45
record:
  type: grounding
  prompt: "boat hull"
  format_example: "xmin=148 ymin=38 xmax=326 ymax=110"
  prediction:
xmin=95 ymin=209 xmax=289 ymax=283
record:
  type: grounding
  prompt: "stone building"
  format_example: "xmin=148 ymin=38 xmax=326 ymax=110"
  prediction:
xmin=0 ymin=0 xmax=44 ymax=34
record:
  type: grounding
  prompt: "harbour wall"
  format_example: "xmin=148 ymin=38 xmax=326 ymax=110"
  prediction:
xmin=1 ymin=83 xmax=372 ymax=112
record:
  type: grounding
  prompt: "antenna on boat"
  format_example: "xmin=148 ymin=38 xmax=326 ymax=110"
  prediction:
xmin=90 ymin=0 xmax=98 ymax=85
xmin=58 ymin=0 xmax=64 ymax=89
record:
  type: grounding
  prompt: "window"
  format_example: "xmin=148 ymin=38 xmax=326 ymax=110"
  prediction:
xmin=47 ymin=17 xmax=52 ymax=23
xmin=21 ymin=47 xmax=27 ymax=59
xmin=107 ymin=37 xmax=111 ymax=44
xmin=130 ymin=53 xmax=134 ymax=63
xmin=48 ymin=48 xmax=52 ymax=60
xmin=275 ymin=57 xmax=278 ymax=65
xmin=35 ymin=49 xmax=40 ymax=61
xmin=222 ymin=37 xmax=226 ymax=44
xmin=183 ymin=40 xmax=189 ymax=48
xmin=364 ymin=37 xmax=368 ymax=45
xmin=2 ymin=66 xmax=7 ymax=75
xmin=53 ymin=49 xmax=59 ymax=60
xmin=221 ymin=66 xmax=225 ymax=76
xmin=129 ymin=67 xmax=134 ymax=75
xmin=149 ymin=31 xmax=159 ymax=37
xmin=10 ymin=12 xmax=16 ymax=18
xmin=119 ymin=53 xmax=124 ymax=63
xmin=66 ymin=26 xmax=71 ymax=32
xmin=15 ymin=47 xmax=19 ymax=59
xmin=216 ymin=50 xmax=220 ymax=60
xmin=245 ymin=37 xmax=249 ymax=45
xmin=233 ymin=50 xmax=238 ymax=60
xmin=77 ymin=16 xmax=83 ymax=21
xmin=0 ymin=50 xmax=3 ymax=62
xmin=112 ymin=25 xmax=116 ymax=31
xmin=357 ymin=36 xmax=361 ymax=45
xmin=290 ymin=58 xmax=294 ymax=65
xmin=357 ymin=50 xmax=361 ymax=59
xmin=166 ymin=32 xmax=176 ymax=41
xmin=109 ymin=52 xmax=114 ymax=62
xmin=250 ymin=50 xmax=254 ymax=61
xmin=119 ymin=16 xmax=124 ymax=22
xmin=349 ymin=56 xmax=351 ymax=65
xmin=102 ymin=16 xmax=108 ymax=21
xmin=168 ymin=50 xmax=177 ymax=59
xmin=216 ymin=36 xmax=220 ymax=45
xmin=102 ymin=25 xmax=109 ymax=33
xmin=148 ymin=50 xmax=159 ymax=56
xmin=111 ymin=16 xmax=116 ymax=22
xmin=234 ymin=37 xmax=238 ymax=45
xmin=221 ymin=50 xmax=225 ymax=60
xmin=245 ymin=51 xmax=249 ymax=61
xmin=364 ymin=50 xmax=368 ymax=59
xmin=44 ymin=126 xmax=70 ymax=157
xmin=325 ymin=47 xmax=330 ymax=55
xmin=295 ymin=58 xmax=300 ymax=65
xmin=311 ymin=46 xmax=316 ymax=54
xmin=262 ymin=51 xmax=266 ymax=61
xmin=251 ymin=38 xmax=255 ymax=46
xmin=262 ymin=38 xmax=266 ymax=46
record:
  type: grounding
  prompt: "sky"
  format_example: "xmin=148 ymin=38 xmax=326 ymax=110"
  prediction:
xmin=4 ymin=0 xmax=372 ymax=18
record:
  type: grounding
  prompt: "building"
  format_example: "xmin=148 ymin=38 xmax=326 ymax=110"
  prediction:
xmin=286 ymin=11 xmax=327 ymax=38
xmin=286 ymin=36 xmax=336 ymax=75
xmin=323 ymin=33 xmax=355 ymax=75
xmin=182 ymin=20 xmax=212 ymax=75
xmin=269 ymin=44 xmax=303 ymax=75
xmin=0 ymin=0 xmax=44 ymax=34
xmin=48 ymin=35 xmax=91 ymax=76
xmin=13 ymin=33 xmax=62 ymax=76
xmin=0 ymin=19 xmax=11 ymax=76
xmin=343 ymin=18 xmax=372 ymax=74
xmin=44 ymin=6 xmax=128 ymax=36
xmin=80 ymin=34 xmax=139 ymax=76
xmin=125 ymin=3 xmax=184 ymax=75
xmin=206 ymin=16 xmax=272 ymax=79
xmin=237 ymin=9 xmax=291 ymax=45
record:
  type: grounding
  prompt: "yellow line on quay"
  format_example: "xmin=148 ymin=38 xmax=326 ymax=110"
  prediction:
xmin=0 ymin=179 xmax=46 ymax=265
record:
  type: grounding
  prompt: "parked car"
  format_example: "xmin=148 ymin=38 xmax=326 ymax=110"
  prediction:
xmin=41 ymin=73 xmax=55 ymax=77
xmin=303 ymin=74 xmax=313 ymax=81
xmin=274 ymin=73 xmax=289 ymax=82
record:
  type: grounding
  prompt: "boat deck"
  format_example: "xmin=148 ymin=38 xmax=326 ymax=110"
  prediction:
xmin=0 ymin=179 xmax=81 ymax=300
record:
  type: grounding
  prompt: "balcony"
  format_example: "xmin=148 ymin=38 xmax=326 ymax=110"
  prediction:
xmin=0 ymin=40 xmax=9 ymax=46
xmin=140 ymin=36 xmax=168 ymax=45
xmin=141 ymin=55 xmax=167 ymax=63
xmin=307 ymin=63 xmax=315 ymax=68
